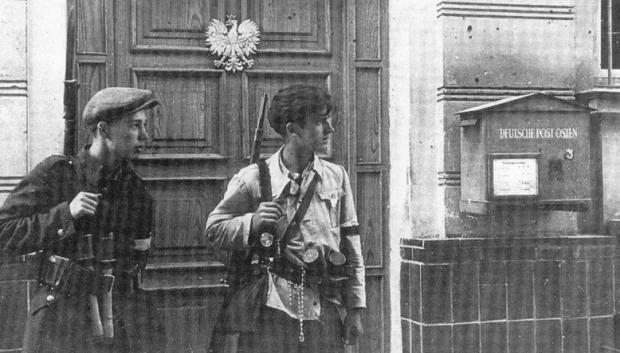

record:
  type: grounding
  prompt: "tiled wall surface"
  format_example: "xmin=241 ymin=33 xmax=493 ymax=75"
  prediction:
xmin=401 ymin=236 xmax=618 ymax=353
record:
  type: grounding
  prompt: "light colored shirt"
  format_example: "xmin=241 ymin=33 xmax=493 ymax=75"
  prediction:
xmin=205 ymin=147 xmax=366 ymax=311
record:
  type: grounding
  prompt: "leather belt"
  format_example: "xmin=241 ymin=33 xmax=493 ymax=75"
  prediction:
xmin=269 ymin=260 xmax=322 ymax=287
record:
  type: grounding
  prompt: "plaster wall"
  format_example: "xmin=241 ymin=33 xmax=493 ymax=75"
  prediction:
xmin=573 ymin=0 xmax=597 ymax=91
xmin=0 ymin=0 xmax=65 ymax=205
xmin=388 ymin=1 xmax=415 ymax=351
xmin=0 ymin=0 xmax=28 ymax=202
xmin=601 ymin=115 xmax=620 ymax=222
xmin=27 ymin=0 xmax=66 ymax=167
xmin=409 ymin=0 xmax=445 ymax=238
xmin=583 ymin=96 xmax=620 ymax=227
xmin=405 ymin=0 xmax=602 ymax=237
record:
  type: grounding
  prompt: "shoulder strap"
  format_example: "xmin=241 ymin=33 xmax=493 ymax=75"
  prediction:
xmin=280 ymin=173 xmax=319 ymax=247
xmin=257 ymin=159 xmax=272 ymax=203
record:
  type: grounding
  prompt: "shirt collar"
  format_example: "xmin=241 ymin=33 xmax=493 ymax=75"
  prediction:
xmin=266 ymin=146 xmax=325 ymax=198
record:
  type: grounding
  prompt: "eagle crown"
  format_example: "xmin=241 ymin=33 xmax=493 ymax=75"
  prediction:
xmin=225 ymin=14 xmax=237 ymax=27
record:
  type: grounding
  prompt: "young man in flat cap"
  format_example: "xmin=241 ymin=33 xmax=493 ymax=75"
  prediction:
xmin=206 ymin=84 xmax=365 ymax=353
xmin=0 ymin=87 xmax=164 ymax=353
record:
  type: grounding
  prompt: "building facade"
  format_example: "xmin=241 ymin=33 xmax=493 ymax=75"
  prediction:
xmin=399 ymin=1 xmax=620 ymax=353
xmin=2 ymin=0 xmax=620 ymax=353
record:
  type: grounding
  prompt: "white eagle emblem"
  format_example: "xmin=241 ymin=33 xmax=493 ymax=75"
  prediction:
xmin=205 ymin=15 xmax=260 ymax=72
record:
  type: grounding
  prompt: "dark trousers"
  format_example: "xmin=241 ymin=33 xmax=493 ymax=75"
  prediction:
xmin=22 ymin=287 xmax=165 ymax=353
xmin=229 ymin=300 xmax=344 ymax=353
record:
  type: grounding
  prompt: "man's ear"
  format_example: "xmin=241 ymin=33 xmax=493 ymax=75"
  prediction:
xmin=285 ymin=122 xmax=298 ymax=137
xmin=97 ymin=121 xmax=110 ymax=138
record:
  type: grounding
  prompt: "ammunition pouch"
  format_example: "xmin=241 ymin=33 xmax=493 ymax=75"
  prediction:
xmin=326 ymin=262 xmax=349 ymax=282
xmin=38 ymin=255 xmax=114 ymax=298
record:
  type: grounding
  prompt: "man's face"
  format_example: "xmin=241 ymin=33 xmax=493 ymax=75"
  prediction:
xmin=107 ymin=109 xmax=149 ymax=160
xmin=294 ymin=108 xmax=334 ymax=153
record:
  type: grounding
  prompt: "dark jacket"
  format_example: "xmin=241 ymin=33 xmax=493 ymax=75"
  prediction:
xmin=0 ymin=148 xmax=163 ymax=353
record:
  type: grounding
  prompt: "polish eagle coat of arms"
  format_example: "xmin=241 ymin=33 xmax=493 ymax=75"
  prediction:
xmin=205 ymin=15 xmax=260 ymax=72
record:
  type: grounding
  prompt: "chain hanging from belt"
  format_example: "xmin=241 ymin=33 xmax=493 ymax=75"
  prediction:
xmin=288 ymin=266 xmax=306 ymax=342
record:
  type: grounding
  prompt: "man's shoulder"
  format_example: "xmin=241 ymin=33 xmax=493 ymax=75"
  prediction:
xmin=316 ymin=158 xmax=347 ymax=180
xmin=233 ymin=163 xmax=260 ymax=184
xmin=4 ymin=155 xmax=76 ymax=197
xmin=36 ymin=154 xmax=73 ymax=169
xmin=28 ymin=155 xmax=74 ymax=179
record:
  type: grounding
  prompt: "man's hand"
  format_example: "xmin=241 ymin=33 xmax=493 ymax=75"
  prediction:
xmin=69 ymin=192 xmax=101 ymax=219
xmin=250 ymin=201 xmax=285 ymax=236
xmin=343 ymin=308 xmax=364 ymax=345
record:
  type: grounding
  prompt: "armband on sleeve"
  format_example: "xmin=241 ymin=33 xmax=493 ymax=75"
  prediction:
xmin=340 ymin=225 xmax=360 ymax=237
xmin=134 ymin=235 xmax=152 ymax=252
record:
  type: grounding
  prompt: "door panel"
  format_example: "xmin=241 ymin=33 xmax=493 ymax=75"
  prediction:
xmin=134 ymin=0 xmax=219 ymax=50
xmin=365 ymin=276 xmax=386 ymax=353
xmin=133 ymin=69 xmax=226 ymax=155
xmin=150 ymin=180 xmax=224 ymax=249
xmin=246 ymin=0 xmax=331 ymax=53
xmin=77 ymin=0 xmax=106 ymax=53
xmin=71 ymin=1 xmax=390 ymax=352
xmin=357 ymin=171 xmax=384 ymax=267
xmin=355 ymin=68 xmax=383 ymax=164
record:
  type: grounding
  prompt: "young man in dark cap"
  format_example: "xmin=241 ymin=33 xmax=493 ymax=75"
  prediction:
xmin=0 ymin=87 xmax=164 ymax=353
xmin=206 ymin=84 xmax=365 ymax=353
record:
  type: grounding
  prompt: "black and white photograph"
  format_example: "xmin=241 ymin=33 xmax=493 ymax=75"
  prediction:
xmin=0 ymin=1 xmax=618 ymax=352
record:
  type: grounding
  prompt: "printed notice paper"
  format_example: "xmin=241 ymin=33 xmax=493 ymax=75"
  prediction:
xmin=492 ymin=158 xmax=538 ymax=197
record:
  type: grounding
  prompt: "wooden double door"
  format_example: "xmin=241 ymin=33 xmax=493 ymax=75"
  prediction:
xmin=71 ymin=0 xmax=390 ymax=352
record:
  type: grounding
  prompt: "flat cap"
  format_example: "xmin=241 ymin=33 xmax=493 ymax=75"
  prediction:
xmin=82 ymin=87 xmax=159 ymax=125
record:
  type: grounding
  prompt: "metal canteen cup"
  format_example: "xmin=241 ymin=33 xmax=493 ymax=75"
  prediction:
xmin=258 ymin=213 xmax=287 ymax=258
xmin=302 ymin=247 xmax=319 ymax=264
xmin=327 ymin=249 xmax=346 ymax=266
xmin=326 ymin=248 xmax=348 ymax=281
xmin=259 ymin=232 xmax=274 ymax=247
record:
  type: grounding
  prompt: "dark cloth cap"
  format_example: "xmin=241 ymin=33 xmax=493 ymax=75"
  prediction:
xmin=82 ymin=87 xmax=159 ymax=125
